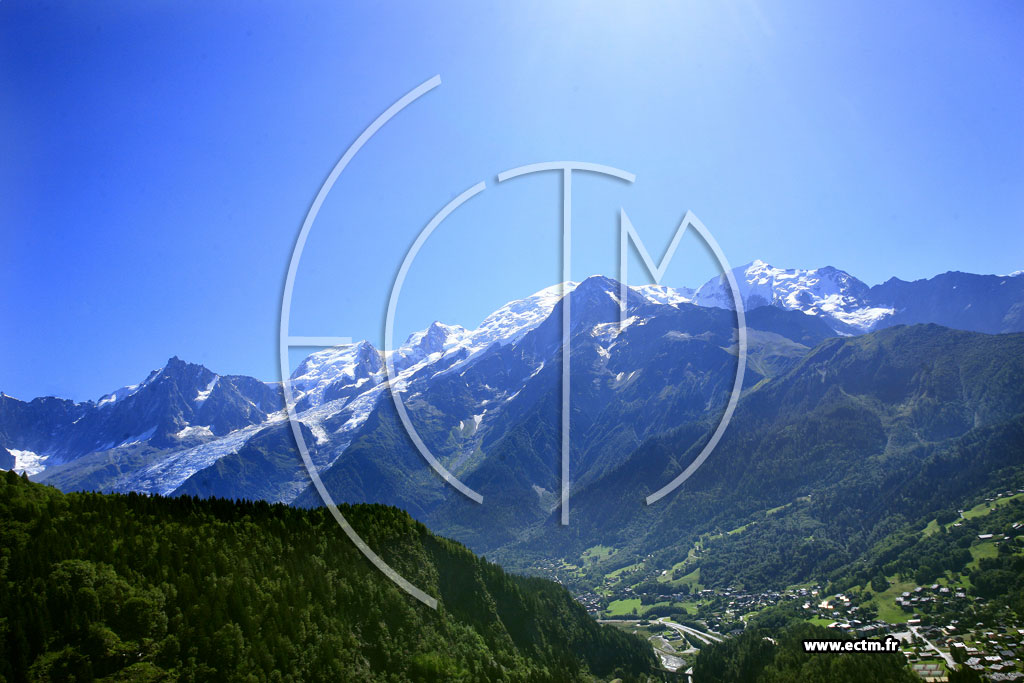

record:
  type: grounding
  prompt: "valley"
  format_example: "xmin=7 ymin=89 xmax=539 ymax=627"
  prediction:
xmin=559 ymin=488 xmax=1024 ymax=678
xmin=3 ymin=262 xmax=1023 ymax=680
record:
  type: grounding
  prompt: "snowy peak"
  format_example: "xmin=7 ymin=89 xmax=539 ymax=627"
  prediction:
xmin=404 ymin=321 xmax=468 ymax=353
xmin=570 ymin=275 xmax=622 ymax=305
xmin=469 ymin=282 xmax=579 ymax=351
xmin=446 ymin=276 xmax=690 ymax=360
xmin=394 ymin=322 xmax=470 ymax=369
xmin=5 ymin=261 xmax=1023 ymax=503
xmin=96 ymin=357 xmax=216 ymax=411
xmin=694 ymin=261 xmax=892 ymax=333
xmin=559 ymin=275 xmax=663 ymax=330
xmin=289 ymin=340 xmax=384 ymax=409
xmin=0 ymin=353 xmax=283 ymax=479
xmin=632 ymin=283 xmax=694 ymax=306
xmin=96 ymin=367 xmax=161 ymax=406
xmin=695 ymin=262 xmax=1024 ymax=335
xmin=94 ymin=356 xmax=206 ymax=406
xmin=162 ymin=356 xmax=217 ymax=390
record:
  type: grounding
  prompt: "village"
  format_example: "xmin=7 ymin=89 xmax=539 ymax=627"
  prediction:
xmin=586 ymin=580 xmax=1024 ymax=681
xmin=531 ymin=489 xmax=1024 ymax=680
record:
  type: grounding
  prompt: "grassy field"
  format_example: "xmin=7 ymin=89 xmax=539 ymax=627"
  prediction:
xmin=962 ymin=492 xmax=1023 ymax=520
xmin=550 ymin=558 xmax=583 ymax=579
xmin=870 ymin=579 xmax=917 ymax=624
xmin=968 ymin=541 xmax=998 ymax=569
xmin=658 ymin=566 xmax=702 ymax=589
xmin=606 ymin=561 xmax=644 ymax=580
xmin=657 ymin=555 xmax=703 ymax=589
xmin=606 ymin=598 xmax=642 ymax=616
xmin=605 ymin=598 xmax=694 ymax=618
xmin=675 ymin=601 xmax=698 ymax=616
xmin=919 ymin=491 xmax=1022 ymax=537
xmin=657 ymin=546 xmax=700 ymax=585
xmin=677 ymin=567 xmax=701 ymax=589
xmin=582 ymin=544 xmax=616 ymax=564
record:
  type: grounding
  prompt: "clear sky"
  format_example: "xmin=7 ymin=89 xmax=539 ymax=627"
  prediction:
xmin=1 ymin=1 xmax=1022 ymax=402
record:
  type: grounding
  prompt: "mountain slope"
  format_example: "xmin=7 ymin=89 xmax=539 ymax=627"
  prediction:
xmin=508 ymin=324 xmax=1024 ymax=590
xmin=0 ymin=357 xmax=283 ymax=478
xmin=291 ymin=276 xmax=839 ymax=547
xmin=694 ymin=261 xmax=1024 ymax=335
xmin=3 ymin=265 xmax=1021 ymax=528
xmin=0 ymin=472 xmax=658 ymax=682
xmin=694 ymin=260 xmax=888 ymax=333
xmin=869 ymin=270 xmax=1024 ymax=333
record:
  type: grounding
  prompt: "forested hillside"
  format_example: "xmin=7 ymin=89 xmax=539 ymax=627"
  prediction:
xmin=503 ymin=325 xmax=1024 ymax=590
xmin=0 ymin=471 xmax=657 ymax=682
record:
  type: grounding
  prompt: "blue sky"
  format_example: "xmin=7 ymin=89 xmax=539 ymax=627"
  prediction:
xmin=1 ymin=1 xmax=1021 ymax=402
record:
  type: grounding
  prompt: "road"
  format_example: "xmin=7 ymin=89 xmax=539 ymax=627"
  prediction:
xmin=910 ymin=625 xmax=956 ymax=669
xmin=648 ymin=636 xmax=685 ymax=672
xmin=595 ymin=619 xmax=696 ymax=672
xmin=657 ymin=617 xmax=724 ymax=644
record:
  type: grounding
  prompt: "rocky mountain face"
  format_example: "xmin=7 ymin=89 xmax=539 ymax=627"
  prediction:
xmin=1 ymin=263 xmax=1021 ymax=568
xmin=694 ymin=260 xmax=1024 ymax=335
xmin=507 ymin=323 xmax=1024 ymax=582
xmin=0 ymin=357 xmax=282 ymax=479
xmin=869 ymin=270 xmax=1024 ymax=333
xmin=289 ymin=276 xmax=836 ymax=530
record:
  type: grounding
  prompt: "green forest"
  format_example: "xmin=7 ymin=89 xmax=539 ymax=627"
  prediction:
xmin=0 ymin=471 xmax=657 ymax=682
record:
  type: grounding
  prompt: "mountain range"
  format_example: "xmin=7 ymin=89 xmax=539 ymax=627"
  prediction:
xmin=3 ymin=261 xmax=1023 ymax=583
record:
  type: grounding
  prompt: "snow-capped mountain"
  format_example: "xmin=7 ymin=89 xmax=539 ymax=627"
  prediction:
xmin=688 ymin=262 xmax=1024 ymax=335
xmin=0 ymin=279 xmax=680 ymax=495
xmin=289 ymin=284 xmax=585 ymax=412
xmin=0 ymin=357 xmax=282 ymax=478
xmin=288 ymin=275 xmax=840 ymax=536
xmin=692 ymin=260 xmax=1024 ymax=335
xmin=287 ymin=279 xmax=694 ymax=429
xmin=2 ymin=264 xmax=1021 ymax=508
xmin=693 ymin=260 xmax=893 ymax=333
xmin=289 ymin=341 xmax=384 ymax=411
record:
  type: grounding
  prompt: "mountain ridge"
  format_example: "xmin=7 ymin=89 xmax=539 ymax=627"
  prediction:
xmin=2 ymin=264 xmax=1022 ymax=526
